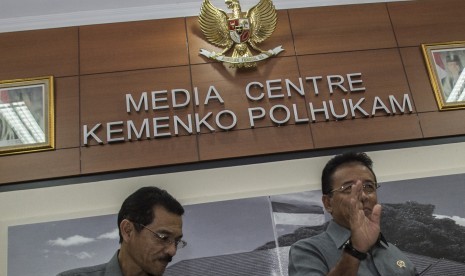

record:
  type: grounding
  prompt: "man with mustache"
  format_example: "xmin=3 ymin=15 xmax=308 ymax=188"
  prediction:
xmin=288 ymin=152 xmax=418 ymax=275
xmin=57 ymin=186 xmax=185 ymax=276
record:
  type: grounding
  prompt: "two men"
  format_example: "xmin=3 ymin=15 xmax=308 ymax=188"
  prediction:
xmin=289 ymin=152 xmax=418 ymax=275
xmin=58 ymin=152 xmax=417 ymax=275
xmin=58 ymin=186 xmax=185 ymax=276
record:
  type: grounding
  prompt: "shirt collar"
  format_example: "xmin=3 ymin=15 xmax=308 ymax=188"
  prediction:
xmin=104 ymin=250 xmax=124 ymax=276
xmin=326 ymin=220 xmax=389 ymax=249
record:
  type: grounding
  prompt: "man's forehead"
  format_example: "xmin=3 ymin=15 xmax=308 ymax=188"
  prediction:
xmin=332 ymin=162 xmax=374 ymax=179
xmin=151 ymin=206 xmax=183 ymax=232
xmin=336 ymin=161 xmax=367 ymax=169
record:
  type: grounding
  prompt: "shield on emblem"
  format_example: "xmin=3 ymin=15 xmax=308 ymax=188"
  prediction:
xmin=228 ymin=18 xmax=250 ymax=43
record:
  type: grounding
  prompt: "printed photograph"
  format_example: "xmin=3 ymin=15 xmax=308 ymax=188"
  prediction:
xmin=0 ymin=77 xmax=54 ymax=155
xmin=8 ymin=173 xmax=465 ymax=276
xmin=432 ymin=48 xmax=465 ymax=103
xmin=423 ymin=42 xmax=465 ymax=109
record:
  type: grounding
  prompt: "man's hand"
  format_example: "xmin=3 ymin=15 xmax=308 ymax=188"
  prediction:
xmin=347 ymin=182 xmax=381 ymax=253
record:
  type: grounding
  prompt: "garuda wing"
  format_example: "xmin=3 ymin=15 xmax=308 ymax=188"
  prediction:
xmin=246 ymin=0 xmax=277 ymax=44
xmin=199 ymin=0 xmax=233 ymax=49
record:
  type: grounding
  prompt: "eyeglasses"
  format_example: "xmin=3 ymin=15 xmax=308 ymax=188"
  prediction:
xmin=329 ymin=181 xmax=379 ymax=195
xmin=138 ymin=224 xmax=187 ymax=249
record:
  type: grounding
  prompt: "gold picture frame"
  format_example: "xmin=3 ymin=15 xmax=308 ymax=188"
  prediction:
xmin=0 ymin=76 xmax=55 ymax=156
xmin=422 ymin=42 xmax=465 ymax=110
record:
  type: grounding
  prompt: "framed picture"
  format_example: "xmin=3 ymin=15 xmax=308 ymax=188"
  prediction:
xmin=0 ymin=76 xmax=54 ymax=156
xmin=422 ymin=42 xmax=465 ymax=110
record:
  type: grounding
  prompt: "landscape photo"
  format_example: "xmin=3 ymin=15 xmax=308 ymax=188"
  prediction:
xmin=8 ymin=173 xmax=465 ymax=275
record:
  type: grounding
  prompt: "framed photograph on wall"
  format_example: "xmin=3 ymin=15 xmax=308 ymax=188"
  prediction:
xmin=422 ymin=42 xmax=465 ymax=110
xmin=0 ymin=76 xmax=55 ymax=156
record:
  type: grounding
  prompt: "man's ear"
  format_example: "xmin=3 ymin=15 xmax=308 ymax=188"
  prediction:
xmin=120 ymin=219 xmax=134 ymax=242
xmin=322 ymin=194 xmax=332 ymax=214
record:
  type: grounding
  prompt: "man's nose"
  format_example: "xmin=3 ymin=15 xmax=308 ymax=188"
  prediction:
xmin=165 ymin=243 xmax=177 ymax=256
xmin=355 ymin=180 xmax=369 ymax=198
xmin=361 ymin=188 xmax=369 ymax=199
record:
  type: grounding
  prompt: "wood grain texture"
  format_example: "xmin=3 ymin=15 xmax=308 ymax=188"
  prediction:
xmin=399 ymin=47 xmax=439 ymax=113
xmin=1 ymin=0 xmax=464 ymax=184
xmin=297 ymin=49 xmax=412 ymax=121
xmin=80 ymin=18 xmax=189 ymax=74
xmin=389 ymin=0 xmax=465 ymax=46
xmin=419 ymin=111 xmax=465 ymax=138
xmin=55 ymin=77 xmax=80 ymax=149
xmin=80 ymin=135 xmax=198 ymax=174
xmin=0 ymin=27 xmax=78 ymax=80
xmin=198 ymin=124 xmax=313 ymax=161
xmin=311 ymin=115 xmax=422 ymax=149
xmin=289 ymin=3 xmax=396 ymax=55
xmin=0 ymin=148 xmax=80 ymax=184
xmin=190 ymin=56 xmax=307 ymax=131
xmin=80 ymin=66 xmax=193 ymax=146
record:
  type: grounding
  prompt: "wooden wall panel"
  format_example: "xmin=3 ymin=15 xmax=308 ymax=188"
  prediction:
xmin=80 ymin=66 xmax=193 ymax=146
xmin=2 ymin=0 xmax=465 ymax=184
xmin=0 ymin=149 xmax=80 ymax=184
xmin=419 ymin=111 xmax=465 ymax=138
xmin=289 ymin=3 xmax=396 ymax=55
xmin=399 ymin=47 xmax=438 ymax=113
xmin=191 ymin=56 xmax=306 ymax=131
xmin=79 ymin=18 xmax=189 ymax=74
xmin=311 ymin=115 xmax=422 ymax=149
xmin=297 ymin=49 xmax=412 ymax=121
xmin=80 ymin=136 xmax=198 ymax=174
xmin=260 ymin=10 xmax=295 ymax=58
xmin=198 ymin=124 xmax=313 ymax=161
xmin=186 ymin=10 xmax=295 ymax=65
xmin=55 ymin=77 xmax=80 ymax=149
xmin=0 ymin=27 xmax=78 ymax=80
xmin=389 ymin=0 xmax=465 ymax=47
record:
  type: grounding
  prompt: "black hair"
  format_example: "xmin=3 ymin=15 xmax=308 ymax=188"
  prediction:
xmin=321 ymin=152 xmax=377 ymax=195
xmin=117 ymin=186 xmax=184 ymax=243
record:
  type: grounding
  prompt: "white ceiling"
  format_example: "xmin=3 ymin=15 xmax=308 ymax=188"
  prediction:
xmin=0 ymin=0 xmax=409 ymax=33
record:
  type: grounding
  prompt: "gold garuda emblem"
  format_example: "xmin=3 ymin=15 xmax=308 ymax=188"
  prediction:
xmin=199 ymin=0 xmax=284 ymax=68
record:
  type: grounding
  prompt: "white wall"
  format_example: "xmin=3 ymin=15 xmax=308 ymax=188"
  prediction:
xmin=1 ymin=141 xmax=465 ymax=275
xmin=0 ymin=0 xmax=411 ymax=33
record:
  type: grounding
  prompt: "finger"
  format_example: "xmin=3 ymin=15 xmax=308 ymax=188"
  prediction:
xmin=351 ymin=181 xmax=362 ymax=196
xmin=350 ymin=182 xmax=363 ymax=206
xmin=348 ymin=197 xmax=365 ymax=226
xmin=369 ymin=203 xmax=382 ymax=225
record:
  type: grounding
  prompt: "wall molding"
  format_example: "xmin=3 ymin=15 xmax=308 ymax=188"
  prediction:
xmin=0 ymin=0 xmax=409 ymax=33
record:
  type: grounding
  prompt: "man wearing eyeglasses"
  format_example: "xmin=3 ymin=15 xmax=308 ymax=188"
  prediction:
xmin=57 ymin=186 xmax=186 ymax=276
xmin=288 ymin=152 xmax=418 ymax=276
